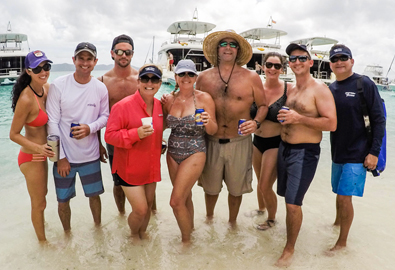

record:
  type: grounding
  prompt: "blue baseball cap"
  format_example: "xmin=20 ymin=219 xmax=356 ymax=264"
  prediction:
xmin=139 ymin=65 xmax=162 ymax=79
xmin=174 ymin=59 xmax=198 ymax=75
xmin=330 ymin=45 xmax=352 ymax=60
xmin=25 ymin=50 xmax=53 ymax=68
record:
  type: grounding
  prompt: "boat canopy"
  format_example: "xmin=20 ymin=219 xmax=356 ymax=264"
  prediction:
xmin=167 ymin=21 xmax=216 ymax=35
xmin=0 ymin=33 xmax=28 ymax=43
xmin=239 ymin=28 xmax=287 ymax=40
xmin=290 ymin=37 xmax=338 ymax=47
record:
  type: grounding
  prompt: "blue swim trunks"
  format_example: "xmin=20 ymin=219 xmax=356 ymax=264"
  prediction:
xmin=277 ymin=141 xmax=320 ymax=206
xmin=331 ymin=162 xmax=367 ymax=197
xmin=53 ymin=159 xmax=104 ymax=202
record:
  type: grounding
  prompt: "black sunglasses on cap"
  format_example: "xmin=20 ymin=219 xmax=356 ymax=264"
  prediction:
xmin=330 ymin=55 xmax=350 ymax=63
xmin=76 ymin=42 xmax=96 ymax=52
xmin=289 ymin=55 xmax=310 ymax=63
xmin=177 ymin=72 xmax=196 ymax=78
xmin=29 ymin=63 xmax=52 ymax=74
xmin=140 ymin=75 xmax=161 ymax=84
xmin=265 ymin=62 xmax=282 ymax=70
xmin=114 ymin=49 xmax=133 ymax=56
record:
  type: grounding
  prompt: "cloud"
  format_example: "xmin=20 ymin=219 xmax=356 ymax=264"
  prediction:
xmin=1 ymin=0 xmax=395 ymax=78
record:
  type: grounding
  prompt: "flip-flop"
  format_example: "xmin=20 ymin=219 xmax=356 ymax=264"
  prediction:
xmin=256 ymin=219 xmax=276 ymax=231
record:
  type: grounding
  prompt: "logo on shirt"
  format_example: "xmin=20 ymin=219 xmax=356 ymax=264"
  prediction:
xmin=87 ymin=103 xmax=97 ymax=107
xmin=345 ymin=92 xmax=356 ymax=97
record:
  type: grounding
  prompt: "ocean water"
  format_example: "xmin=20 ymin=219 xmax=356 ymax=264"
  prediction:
xmin=1 ymin=73 xmax=395 ymax=269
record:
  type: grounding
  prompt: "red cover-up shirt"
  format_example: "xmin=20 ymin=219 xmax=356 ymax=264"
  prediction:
xmin=105 ymin=91 xmax=163 ymax=185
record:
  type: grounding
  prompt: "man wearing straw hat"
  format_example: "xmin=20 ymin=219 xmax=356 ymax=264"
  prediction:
xmin=196 ymin=30 xmax=268 ymax=225
xmin=275 ymin=43 xmax=337 ymax=266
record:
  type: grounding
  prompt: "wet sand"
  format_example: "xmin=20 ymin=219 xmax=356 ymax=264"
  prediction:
xmin=1 ymin=133 xmax=395 ymax=270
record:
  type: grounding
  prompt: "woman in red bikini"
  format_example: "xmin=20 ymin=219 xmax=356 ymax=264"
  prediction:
xmin=10 ymin=50 xmax=54 ymax=242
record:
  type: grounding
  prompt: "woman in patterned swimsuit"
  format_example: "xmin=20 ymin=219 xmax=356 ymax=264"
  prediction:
xmin=9 ymin=51 xmax=55 ymax=242
xmin=252 ymin=52 xmax=293 ymax=230
xmin=163 ymin=60 xmax=217 ymax=244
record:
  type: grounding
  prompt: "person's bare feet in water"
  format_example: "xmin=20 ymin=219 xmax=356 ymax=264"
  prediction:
xmin=275 ymin=248 xmax=294 ymax=268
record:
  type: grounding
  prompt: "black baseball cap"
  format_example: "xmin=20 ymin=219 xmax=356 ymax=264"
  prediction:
xmin=112 ymin=34 xmax=134 ymax=50
xmin=286 ymin=43 xmax=311 ymax=57
xmin=74 ymin=42 xmax=97 ymax=57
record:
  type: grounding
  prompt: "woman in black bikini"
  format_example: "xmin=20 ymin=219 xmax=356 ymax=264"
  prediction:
xmin=10 ymin=50 xmax=54 ymax=241
xmin=163 ymin=59 xmax=217 ymax=244
xmin=252 ymin=52 xmax=292 ymax=230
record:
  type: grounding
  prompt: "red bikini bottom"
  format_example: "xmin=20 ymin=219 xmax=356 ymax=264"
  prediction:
xmin=18 ymin=150 xmax=46 ymax=166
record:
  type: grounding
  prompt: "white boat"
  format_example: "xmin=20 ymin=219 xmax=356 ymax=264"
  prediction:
xmin=157 ymin=10 xmax=216 ymax=85
xmin=239 ymin=26 xmax=293 ymax=82
xmin=362 ymin=64 xmax=390 ymax=91
xmin=290 ymin=36 xmax=338 ymax=85
xmin=0 ymin=22 xmax=29 ymax=84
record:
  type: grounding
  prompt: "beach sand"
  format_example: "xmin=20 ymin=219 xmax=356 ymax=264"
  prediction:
xmin=1 ymin=130 xmax=395 ymax=270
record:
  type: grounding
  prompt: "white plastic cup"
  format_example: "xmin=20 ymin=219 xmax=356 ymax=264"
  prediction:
xmin=141 ymin=117 xmax=153 ymax=128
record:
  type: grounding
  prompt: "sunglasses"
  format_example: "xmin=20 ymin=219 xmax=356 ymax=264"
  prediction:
xmin=265 ymin=62 xmax=282 ymax=70
xmin=140 ymin=75 xmax=161 ymax=84
xmin=289 ymin=55 xmax=310 ymax=63
xmin=177 ymin=72 xmax=196 ymax=78
xmin=29 ymin=63 xmax=52 ymax=74
xmin=219 ymin=41 xmax=239 ymax=48
xmin=330 ymin=55 xmax=350 ymax=63
xmin=76 ymin=42 xmax=97 ymax=52
xmin=114 ymin=49 xmax=133 ymax=56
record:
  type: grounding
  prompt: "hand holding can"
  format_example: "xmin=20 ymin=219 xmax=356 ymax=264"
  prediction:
xmin=70 ymin=122 xmax=80 ymax=138
xmin=238 ymin=119 xmax=246 ymax=136
xmin=195 ymin=108 xmax=204 ymax=126
xmin=279 ymin=106 xmax=289 ymax=123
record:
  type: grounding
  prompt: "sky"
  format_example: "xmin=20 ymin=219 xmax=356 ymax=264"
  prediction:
xmin=2 ymin=0 xmax=395 ymax=78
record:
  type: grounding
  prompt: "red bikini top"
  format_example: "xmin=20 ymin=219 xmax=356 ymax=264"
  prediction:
xmin=26 ymin=95 xmax=48 ymax=127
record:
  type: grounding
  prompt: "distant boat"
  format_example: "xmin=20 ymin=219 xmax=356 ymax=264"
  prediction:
xmin=0 ymin=22 xmax=30 ymax=85
xmin=157 ymin=8 xmax=215 ymax=84
xmin=362 ymin=64 xmax=390 ymax=91
xmin=239 ymin=25 xmax=293 ymax=82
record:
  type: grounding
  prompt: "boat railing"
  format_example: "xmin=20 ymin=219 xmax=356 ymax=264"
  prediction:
xmin=0 ymin=46 xmax=23 ymax=52
xmin=310 ymin=49 xmax=329 ymax=56
xmin=251 ymin=42 xmax=280 ymax=49
xmin=0 ymin=68 xmax=21 ymax=75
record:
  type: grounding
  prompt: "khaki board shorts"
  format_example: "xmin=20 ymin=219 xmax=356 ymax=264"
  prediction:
xmin=198 ymin=135 xmax=253 ymax=196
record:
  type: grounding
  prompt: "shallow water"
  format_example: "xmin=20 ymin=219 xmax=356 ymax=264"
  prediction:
xmin=1 ymin=80 xmax=395 ymax=269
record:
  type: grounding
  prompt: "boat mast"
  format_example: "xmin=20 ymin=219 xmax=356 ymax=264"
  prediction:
xmin=386 ymin=55 xmax=395 ymax=77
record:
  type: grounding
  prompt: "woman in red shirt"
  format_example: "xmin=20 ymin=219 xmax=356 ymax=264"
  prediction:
xmin=105 ymin=64 xmax=163 ymax=240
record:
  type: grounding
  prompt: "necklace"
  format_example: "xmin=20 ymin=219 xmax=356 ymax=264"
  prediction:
xmin=218 ymin=61 xmax=236 ymax=93
xmin=29 ymin=84 xmax=44 ymax=98
xmin=176 ymin=91 xmax=194 ymax=102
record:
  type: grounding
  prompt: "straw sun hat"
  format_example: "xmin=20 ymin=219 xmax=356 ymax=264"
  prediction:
xmin=203 ymin=29 xmax=252 ymax=66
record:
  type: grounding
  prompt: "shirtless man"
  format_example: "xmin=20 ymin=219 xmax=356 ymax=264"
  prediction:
xmin=275 ymin=44 xmax=337 ymax=267
xmin=196 ymin=30 xmax=267 ymax=225
xmin=98 ymin=34 xmax=139 ymax=214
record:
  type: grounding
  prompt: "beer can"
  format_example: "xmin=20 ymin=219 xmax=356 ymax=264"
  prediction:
xmin=70 ymin=122 xmax=80 ymax=138
xmin=238 ymin=119 xmax=246 ymax=136
xmin=47 ymin=135 xmax=60 ymax=162
xmin=195 ymin=108 xmax=204 ymax=126
xmin=279 ymin=106 xmax=289 ymax=123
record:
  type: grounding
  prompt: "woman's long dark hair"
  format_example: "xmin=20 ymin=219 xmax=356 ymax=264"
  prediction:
xmin=11 ymin=70 xmax=31 ymax=112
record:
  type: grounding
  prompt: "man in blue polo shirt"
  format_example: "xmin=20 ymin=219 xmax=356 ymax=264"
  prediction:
xmin=328 ymin=44 xmax=385 ymax=252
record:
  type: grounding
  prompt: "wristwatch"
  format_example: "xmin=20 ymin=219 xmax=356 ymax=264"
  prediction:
xmin=254 ymin=119 xmax=261 ymax=129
